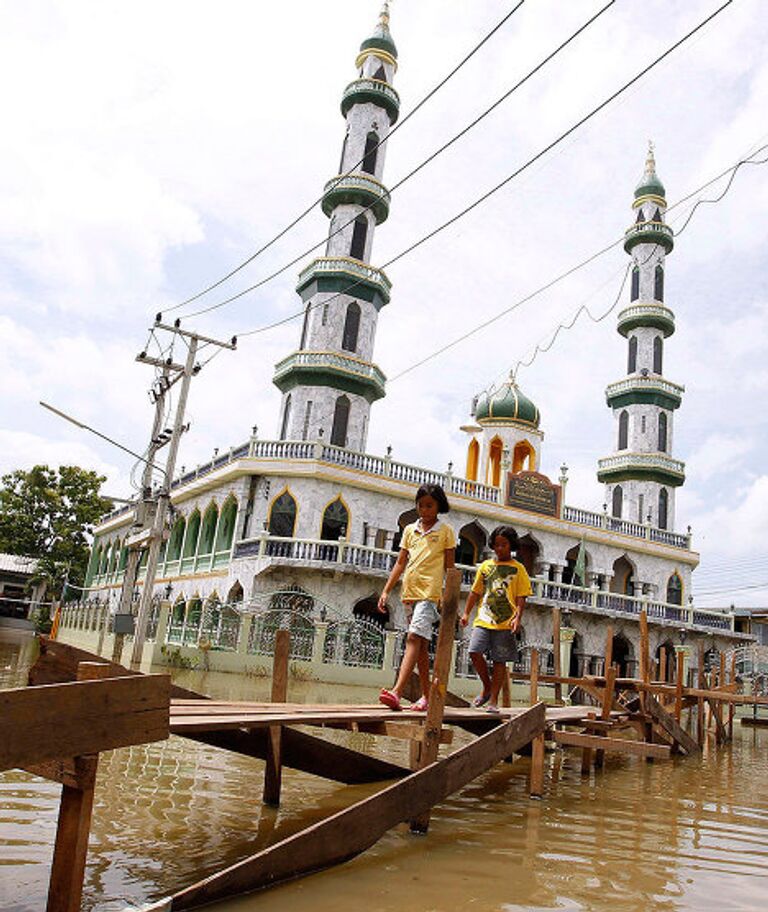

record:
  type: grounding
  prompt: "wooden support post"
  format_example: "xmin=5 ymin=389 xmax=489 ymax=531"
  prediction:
xmin=529 ymin=648 xmax=539 ymax=706
xmin=594 ymin=665 xmax=616 ymax=769
xmin=263 ymin=629 xmax=290 ymax=807
xmin=553 ymin=608 xmax=562 ymax=704
xmin=604 ymin=624 xmax=613 ymax=677
xmin=46 ymin=662 xmax=111 ymax=912
xmin=728 ymin=652 xmax=736 ymax=742
xmin=529 ymin=732 xmax=545 ymax=799
xmin=581 ymin=711 xmax=595 ymax=775
xmin=410 ymin=567 xmax=460 ymax=833
xmin=501 ymin=667 xmax=511 ymax=708
xmin=659 ymin=646 xmax=667 ymax=683
xmin=674 ymin=650 xmax=685 ymax=723
xmin=697 ymin=648 xmax=706 ymax=747
xmin=639 ymin=611 xmax=650 ymax=712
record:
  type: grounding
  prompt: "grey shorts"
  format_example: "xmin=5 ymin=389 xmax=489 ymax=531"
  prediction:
xmin=468 ymin=626 xmax=519 ymax=664
xmin=406 ymin=599 xmax=440 ymax=639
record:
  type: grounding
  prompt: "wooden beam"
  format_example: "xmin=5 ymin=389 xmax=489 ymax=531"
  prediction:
xmin=1 ymin=674 xmax=170 ymax=770
xmin=552 ymin=729 xmax=670 ymax=759
xmin=728 ymin=652 xmax=736 ymax=741
xmin=169 ymin=704 xmax=547 ymax=910
xmin=646 ymin=694 xmax=700 ymax=756
xmin=594 ymin=665 xmax=616 ymax=768
xmin=604 ymin=623 xmax=613 ymax=676
xmin=263 ymin=629 xmax=290 ymax=807
xmin=411 ymin=567 xmax=460 ymax=832
xmin=552 ymin=608 xmax=562 ymax=703
xmin=639 ymin=610 xmax=650 ymax=712
xmin=529 ymin=732 xmax=545 ymax=798
xmin=357 ymin=721 xmax=453 ymax=744
xmin=187 ymin=726 xmax=409 ymax=783
xmin=674 ymin=651 xmax=684 ymax=722
xmin=697 ymin=648 xmax=706 ymax=747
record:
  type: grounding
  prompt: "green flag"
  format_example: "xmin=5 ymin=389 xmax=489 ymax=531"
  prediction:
xmin=572 ymin=539 xmax=586 ymax=587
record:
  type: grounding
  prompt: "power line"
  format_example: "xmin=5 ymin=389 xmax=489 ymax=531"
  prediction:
xmin=236 ymin=0 xmax=735 ymax=348
xmin=178 ymin=0 xmax=616 ymax=321
xmin=163 ymin=2 xmax=527 ymax=314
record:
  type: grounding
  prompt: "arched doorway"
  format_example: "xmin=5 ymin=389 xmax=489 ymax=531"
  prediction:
xmin=516 ymin=533 xmax=540 ymax=577
xmin=353 ymin=595 xmax=387 ymax=627
xmin=612 ymin=634 xmax=632 ymax=677
xmin=392 ymin=508 xmax=417 ymax=551
xmin=563 ymin=543 xmax=589 ymax=587
xmin=512 ymin=440 xmax=535 ymax=473
xmin=610 ymin=555 xmax=635 ymax=596
xmin=487 ymin=436 xmax=503 ymax=487
xmin=455 ymin=520 xmax=487 ymax=567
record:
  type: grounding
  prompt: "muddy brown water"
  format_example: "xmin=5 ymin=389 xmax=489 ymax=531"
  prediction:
xmin=1 ymin=633 xmax=767 ymax=912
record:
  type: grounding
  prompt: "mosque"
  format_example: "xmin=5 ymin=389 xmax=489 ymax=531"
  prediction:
xmin=83 ymin=5 xmax=750 ymax=681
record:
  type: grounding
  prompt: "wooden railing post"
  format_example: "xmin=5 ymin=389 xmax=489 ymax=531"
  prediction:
xmin=263 ymin=629 xmax=290 ymax=807
xmin=410 ymin=568 xmax=460 ymax=833
xmin=529 ymin=648 xmax=539 ymax=705
xmin=552 ymin=608 xmax=562 ymax=703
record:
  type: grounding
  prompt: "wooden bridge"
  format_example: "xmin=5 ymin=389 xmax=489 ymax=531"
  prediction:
xmin=5 ymin=569 xmax=766 ymax=911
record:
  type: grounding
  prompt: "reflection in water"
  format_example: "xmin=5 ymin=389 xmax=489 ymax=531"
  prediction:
xmin=1 ymin=634 xmax=767 ymax=911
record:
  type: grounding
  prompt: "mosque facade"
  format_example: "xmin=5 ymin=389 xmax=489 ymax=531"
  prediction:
xmin=83 ymin=6 xmax=750 ymax=680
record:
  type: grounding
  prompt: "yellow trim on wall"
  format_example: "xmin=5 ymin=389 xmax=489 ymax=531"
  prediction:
xmin=319 ymin=493 xmax=352 ymax=539
xmin=267 ymin=486 xmax=299 ymax=537
xmin=355 ymin=48 xmax=397 ymax=72
xmin=466 ymin=438 xmax=479 ymax=482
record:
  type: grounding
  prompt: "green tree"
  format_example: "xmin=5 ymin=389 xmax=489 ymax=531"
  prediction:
xmin=0 ymin=465 xmax=113 ymax=598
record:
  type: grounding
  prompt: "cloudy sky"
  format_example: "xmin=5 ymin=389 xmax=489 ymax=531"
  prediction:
xmin=2 ymin=0 xmax=767 ymax=606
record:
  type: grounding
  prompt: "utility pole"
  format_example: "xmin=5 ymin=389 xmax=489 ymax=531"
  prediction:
xmin=127 ymin=320 xmax=236 ymax=669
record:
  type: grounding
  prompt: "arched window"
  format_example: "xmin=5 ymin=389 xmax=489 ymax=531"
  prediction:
xmin=487 ymin=436 xmax=503 ymax=487
xmin=215 ymin=498 xmax=238 ymax=553
xmin=618 ymin=410 xmax=629 ymax=450
xmin=652 ymin=207 xmax=662 ymax=222
xmin=362 ymin=131 xmax=378 ymax=175
xmin=350 ymin=216 xmax=368 ymax=260
xmin=653 ymin=336 xmax=663 ymax=374
xmin=630 ymin=266 xmax=640 ymax=302
xmin=628 ymin=335 xmax=638 ymax=373
xmin=280 ymin=395 xmax=292 ymax=440
xmin=612 ymin=485 xmax=623 ymax=519
xmin=666 ymin=573 xmax=682 ymax=606
xmin=658 ymin=488 xmax=669 ymax=530
xmin=654 ymin=264 xmax=664 ymax=302
xmin=167 ymin=517 xmax=185 ymax=562
xmin=331 ymin=395 xmax=350 ymax=447
xmin=321 ymin=498 xmax=349 ymax=541
xmin=373 ymin=65 xmax=386 ymax=81
xmin=466 ymin=438 xmax=479 ymax=481
xmin=513 ymin=441 xmax=535 ymax=473
xmin=658 ymin=412 xmax=668 ymax=452
xmin=268 ymin=491 xmax=297 ymax=537
xmin=342 ymin=302 xmax=361 ymax=352
xmin=299 ymin=303 xmax=310 ymax=349
xmin=183 ymin=511 xmax=201 ymax=558
xmin=198 ymin=504 xmax=218 ymax=556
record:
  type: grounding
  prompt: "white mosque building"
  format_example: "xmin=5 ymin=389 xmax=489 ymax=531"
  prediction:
xmin=78 ymin=5 xmax=750 ymax=682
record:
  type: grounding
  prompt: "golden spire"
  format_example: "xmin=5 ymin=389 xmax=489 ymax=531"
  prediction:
xmin=645 ymin=140 xmax=656 ymax=178
xmin=379 ymin=1 xmax=391 ymax=29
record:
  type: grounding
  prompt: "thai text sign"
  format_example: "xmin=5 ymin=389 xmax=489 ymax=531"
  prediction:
xmin=506 ymin=471 xmax=561 ymax=517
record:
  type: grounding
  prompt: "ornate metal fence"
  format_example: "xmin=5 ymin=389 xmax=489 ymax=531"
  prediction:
xmin=247 ymin=609 xmax=316 ymax=661
xmin=322 ymin=619 xmax=386 ymax=668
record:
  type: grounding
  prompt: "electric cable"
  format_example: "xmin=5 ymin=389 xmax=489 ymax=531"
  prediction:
xmin=234 ymin=0 xmax=735 ymax=345
xmin=163 ymin=1 xmax=528 ymax=313
xmin=179 ymin=1 xmax=616 ymax=321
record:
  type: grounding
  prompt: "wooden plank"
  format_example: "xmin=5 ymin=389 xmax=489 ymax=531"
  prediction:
xmin=709 ymin=697 xmax=727 ymax=744
xmin=728 ymin=652 xmax=736 ymax=741
xmin=169 ymin=704 xmax=546 ymax=910
xmin=552 ymin=608 xmax=562 ymax=703
xmin=357 ymin=721 xmax=453 ymax=744
xmin=412 ymin=567 xmax=460 ymax=832
xmin=604 ymin=623 xmax=613 ymax=676
xmin=552 ymin=729 xmax=670 ymax=759
xmin=659 ymin=646 xmax=667 ymax=683
xmin=594 ymin=665 xmax=616 ymax=768
xmin=639 ymin=610 xmax=649 ymax=712
xmin=23 ymin=757 xmax=94 ymax=789
xmin=187 ymin=726 xmax=409 ymax=783
xmin=263 ymin=629 xmax=290 ymax=807
xmin=0 ymin=675 xmax=170 ymax=770
xmin=697 ymin=648 xmax=706 ymax=747
xmin=674 ymin=651 xmax=684 ymax=722
xmin=646 ymin=693 xmax=700 ymax=756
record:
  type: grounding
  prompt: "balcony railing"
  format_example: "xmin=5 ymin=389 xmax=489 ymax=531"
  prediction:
xmin=341 ymin=77 xmax=400 ymax=122
xmin=597 ymin=452 xmax=686 ymax=479
xmin=273 ymin=350 xmax=386 ymax=393
xmin=232 ymin=534 xmax=732 ymax=633
xmin=297 ymin=256 xmax=392 ymax=302
xmin=605 ymin=375 xmax=685 ymax=403
xmin=624 ymin=220 xmax=674 ymax=252
xmin=322 ymin=173 xmax=391 ymax=223
xmin=617 ymin=303 xmax=675 ymax=334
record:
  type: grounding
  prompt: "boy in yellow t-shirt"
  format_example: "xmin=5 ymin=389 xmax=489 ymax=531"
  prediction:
xmin=460 ymin=525 xmax=531 ymax=713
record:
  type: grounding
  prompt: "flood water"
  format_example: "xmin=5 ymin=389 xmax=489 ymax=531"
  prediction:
xmin=2 ymin=633 xmax=768 ymax=912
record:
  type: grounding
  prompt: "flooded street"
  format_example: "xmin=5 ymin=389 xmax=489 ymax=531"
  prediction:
xmin=2 ymin=634 xmax=767 ymax=911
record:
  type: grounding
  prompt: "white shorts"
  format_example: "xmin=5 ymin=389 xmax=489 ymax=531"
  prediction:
xmin=406 ymin=599 xmax=439 ymax=639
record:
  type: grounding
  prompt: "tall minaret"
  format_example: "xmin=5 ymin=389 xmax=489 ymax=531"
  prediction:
xmin=272 ymin=3 xmax=399 ymax=451
xmin=597 ymin=146 xmax=685 ymax=530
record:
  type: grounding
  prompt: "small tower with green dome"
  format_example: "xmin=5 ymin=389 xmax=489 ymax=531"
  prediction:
xmin=272 ymin=3 xmax=399 ymax=451
xmin=462 ymin=375 xmax=544 ymax=489
xmin=597 ymin=146 xmax=685 ymax=530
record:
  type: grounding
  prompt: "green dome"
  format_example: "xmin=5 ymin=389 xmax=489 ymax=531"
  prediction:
xmin=360 ymin=4 xmax=398 ymax=59
xmin=474 ymin=380 xmax=540 ymax=428
xmin=634 ymin=144 xmax=665 ymax=200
